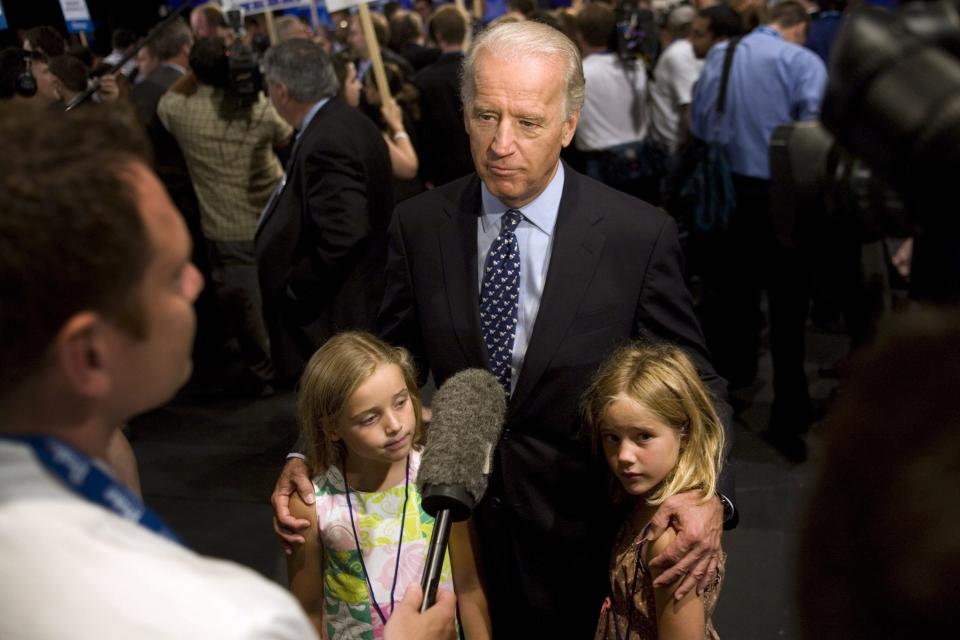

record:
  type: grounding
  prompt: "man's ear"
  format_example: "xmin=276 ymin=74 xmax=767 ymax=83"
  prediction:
xmin=271 ymin=82 xmax=290 ymax=107
xmin=561 ymin=110 xmax=580 ymax=148
xmin=54 ymin=313 xmax=114 ymax=399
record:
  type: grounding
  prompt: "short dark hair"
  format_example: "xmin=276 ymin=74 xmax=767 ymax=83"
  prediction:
xmin=146 ymin=19 xmax=193 ymax=61
xmin=507 ymin=0 xmax=536 ymax=17
xmin=371 ymin=11 xmax=391 ymax=46
xmin=48 ymin=55 xmax=89 ymax=93
xmin=576 ymin=2 xmax=616 ymax=49
xmin=389 ymin=10 xmax=424 ymax=50
xmin=767 ymin=0 xmax=811 ymax=28
xmin=194 ymin=4 xmax=229 ymax=29
xmin=0 ymin=103 xmax=153 ymax=393
xmin=0 ymin=49 xmax=47 ymax=100
xmin=24 ymin=26 xmax=67 ymax=57
xmin=700 ymin=5 xmax=743 ymax=40
xmin=189 ymin=37 xmax=229 ymax=88
xmin=111 ymin=28 xmax=139 ymax=51
xmin=428 ymin=5 xmax=467 ymax=47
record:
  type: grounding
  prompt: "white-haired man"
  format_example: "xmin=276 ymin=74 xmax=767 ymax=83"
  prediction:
xmin=274 ymin=21 xmax=737 ymax=637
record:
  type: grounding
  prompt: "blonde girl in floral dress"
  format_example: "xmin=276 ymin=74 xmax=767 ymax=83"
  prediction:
xmin=286 ymin=332 xmax=490 ymax=640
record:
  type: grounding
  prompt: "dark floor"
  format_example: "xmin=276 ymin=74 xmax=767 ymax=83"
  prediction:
xmin=129 ymin=325 xmax=849 ymax=639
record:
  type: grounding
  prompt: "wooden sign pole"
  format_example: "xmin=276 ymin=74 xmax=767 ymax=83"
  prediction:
xmin=358 ymin=3 xmax=391 ymax=103
xmin=264 ymin=10 xmax=278 ymax=45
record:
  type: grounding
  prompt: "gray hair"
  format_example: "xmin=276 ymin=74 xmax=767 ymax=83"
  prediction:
xmin=460 ymin=20 xmax=584 ymax=119
xmin=147 ymin=19 xmax=193 ymax=62
xmin=261 ymin=39 xmax=339 ymax=103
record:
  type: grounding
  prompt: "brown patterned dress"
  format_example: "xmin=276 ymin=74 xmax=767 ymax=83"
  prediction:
xmin=594 ymin=519 xmax=724 ymax=640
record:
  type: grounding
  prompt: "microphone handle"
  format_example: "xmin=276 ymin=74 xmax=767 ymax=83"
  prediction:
xmin=420 ymin=508 xmax=452 ymax=612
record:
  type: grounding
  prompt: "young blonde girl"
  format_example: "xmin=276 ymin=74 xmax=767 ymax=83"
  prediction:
xmin=582 ymin=342 xmax=726 ymax=640
xmin=287 ymin=332 xmax=490 ymax=640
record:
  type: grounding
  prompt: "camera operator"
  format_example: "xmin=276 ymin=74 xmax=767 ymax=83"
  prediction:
xmin=158 ymin=37 xmax=293 ymax=398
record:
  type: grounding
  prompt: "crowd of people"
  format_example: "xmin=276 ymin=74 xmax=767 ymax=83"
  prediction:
xmin=1 ymin=0 xmax=951 ymax=638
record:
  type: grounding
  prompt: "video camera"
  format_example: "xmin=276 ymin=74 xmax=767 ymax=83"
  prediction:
xmin=225 ymin=9 xmax=263 ymax=108
xmin=770 ymin=0 xmax=960 ymax=301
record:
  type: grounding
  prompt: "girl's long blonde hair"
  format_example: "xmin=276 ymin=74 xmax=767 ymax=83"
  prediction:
xmin=297 ymin=331 xmax=423 ymax=474
xmin=581 ymin=342 xmax=725 ymax=506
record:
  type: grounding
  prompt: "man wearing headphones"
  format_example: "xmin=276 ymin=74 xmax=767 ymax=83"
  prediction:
xmin=0 ymin=48 xmax=60 ymax=104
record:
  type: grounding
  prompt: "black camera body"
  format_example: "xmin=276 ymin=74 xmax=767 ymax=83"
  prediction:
xmin=770 ymin=0 xmax=960 ymax=301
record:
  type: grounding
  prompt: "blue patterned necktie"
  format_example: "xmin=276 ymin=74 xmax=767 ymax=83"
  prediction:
xmin=480 ymin=208 xmax=523 ymax=395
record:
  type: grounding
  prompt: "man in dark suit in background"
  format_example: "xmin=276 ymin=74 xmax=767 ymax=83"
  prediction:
xmin=273 ymin=21 xmax=735 ymax=638
xmin=256 ymin=40 xmax=394 ymax=387
xmin=413 ymin=4 xmax=474 ymax=188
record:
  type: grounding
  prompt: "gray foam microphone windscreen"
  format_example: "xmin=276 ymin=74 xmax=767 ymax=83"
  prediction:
xmin=417 ymin=368 xmax=507 ymax=507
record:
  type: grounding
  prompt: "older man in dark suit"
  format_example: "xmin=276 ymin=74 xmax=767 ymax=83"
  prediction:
xmin=256 ymin=40 xmax=394 ymax=387
xmin=273 ymin=21 xmax=735 ymax=638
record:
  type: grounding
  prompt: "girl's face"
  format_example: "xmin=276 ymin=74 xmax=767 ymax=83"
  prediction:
xmin=343 ymin=62 xmax=361 ymax=108
xmin=333 ymin=363 xmax=416 ymax=469
xmin=599 ymin=395 xmax=682 ymax=497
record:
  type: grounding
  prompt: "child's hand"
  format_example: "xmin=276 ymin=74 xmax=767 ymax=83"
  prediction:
xmin=646 ymin=492 xmax=723 ymax=600
xmin=271 ymin=457 xmax=315 ymax=553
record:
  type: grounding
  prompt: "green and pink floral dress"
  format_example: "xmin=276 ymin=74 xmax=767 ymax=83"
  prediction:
xmin=312 ymin=450 xmax=453 ymax=639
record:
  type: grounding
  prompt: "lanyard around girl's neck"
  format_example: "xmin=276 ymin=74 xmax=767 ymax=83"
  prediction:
xmin=2 ymin=434 xmax=183 ymax=545
xmin=344 ymin=455 xmax=411 ymax=626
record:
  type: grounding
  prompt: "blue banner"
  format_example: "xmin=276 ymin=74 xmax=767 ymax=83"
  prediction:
xmin=0 ymin=1 xmax=8 ymax=31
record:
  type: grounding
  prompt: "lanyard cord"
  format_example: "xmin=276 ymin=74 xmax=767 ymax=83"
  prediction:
xmin=1 ymin=434 xmax=182 ymax=545
xmin=344 ymin=455 xmax=411 ymax=626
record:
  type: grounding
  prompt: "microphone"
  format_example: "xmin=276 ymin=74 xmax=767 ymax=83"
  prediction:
xmin=416 ymin=368 xmax=506 ymax=611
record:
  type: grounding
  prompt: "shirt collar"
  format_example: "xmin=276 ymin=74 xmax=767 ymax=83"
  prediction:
xmin=299 ymin=97 xmax=330 ymax=138
xmin=161 ymin=62 xmax=186 ymax=75
xmin=755 ymin=25 xmax=783 ymax=39
xmin=480 ymin=161 xmax=565 ymax=236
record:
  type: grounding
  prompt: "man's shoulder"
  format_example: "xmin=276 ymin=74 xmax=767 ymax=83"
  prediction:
xmin=304 ymin=98 xmax=380 ymax=142
xmin=566 ymin=169 xmax=669 ymax=230
xmin=0 ymin=492 xmax=309 ymax=637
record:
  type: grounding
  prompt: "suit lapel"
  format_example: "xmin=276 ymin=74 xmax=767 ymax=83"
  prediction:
xmin=510 ymin=168 xmax=605 ymax=411
xmin=439 ymin=176 xmax=489 ymax=366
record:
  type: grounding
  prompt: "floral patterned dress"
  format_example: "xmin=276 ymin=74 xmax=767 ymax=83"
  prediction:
xmin=594 ymin=518 xmax=724 ymax=640
xmin=313 ymin=451 xmax=453 ymax=639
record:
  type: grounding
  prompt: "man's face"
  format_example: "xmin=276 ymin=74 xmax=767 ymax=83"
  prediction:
xmin=32 ymin=60 xmax=60 ymax=103
xmin=690 ymin=16 xmax=715 ymax=59
xmin=136 ymin=49 xmax=160 ymax=79
xmin=414 ymin=0 xmax=433 ymax=24
xmin=110 ymin=164 xmax=203 ymax=415
xmin=464 ymin=51 xmax=579 ymax=209
xmin=348 ymin=17 xmax=368 ymax=58
xmin=190 ymin=11 xmax=211 ymax=38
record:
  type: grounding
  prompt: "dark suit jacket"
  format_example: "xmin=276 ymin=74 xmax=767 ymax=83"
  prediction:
xmin=131 ymin=65 xmax=191 ymax=186
xmin=413 ymin=52 xmax=474 ymax=188
xmin=379 ymin=165 xmax=733 ymax=637
xmin=256 ymin=97 xmax=394 ymax=386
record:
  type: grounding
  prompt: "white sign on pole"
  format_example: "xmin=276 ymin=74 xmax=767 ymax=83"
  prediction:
xmin=324 ymin=0 xmax=372 ymax=14
xmin=58 ymin=0 xmax=92 ymax=33
xmin=233 ymin=0 xmax=312 ymax=16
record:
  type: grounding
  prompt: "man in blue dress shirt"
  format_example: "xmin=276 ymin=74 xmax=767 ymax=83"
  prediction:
xmin=689 ymin=0 xmax=827 ymax=461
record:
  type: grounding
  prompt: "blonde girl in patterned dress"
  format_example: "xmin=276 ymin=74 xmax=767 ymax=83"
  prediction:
xmin=286 ymin=332 xmax=491 ymax=640
xmin=582 ymin=343 xmax=727 ymax=640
